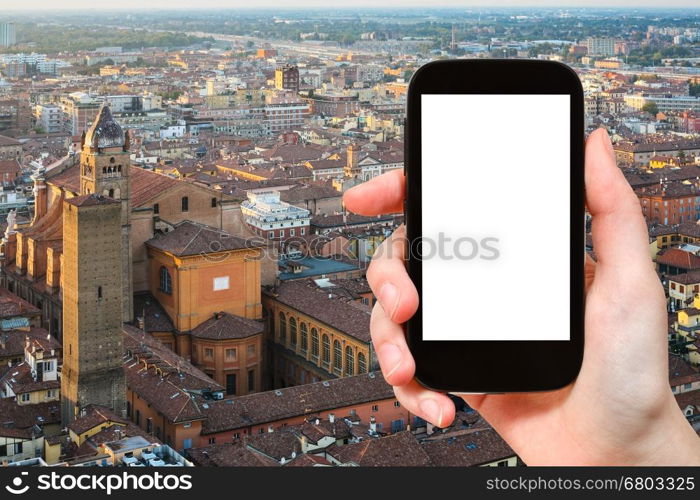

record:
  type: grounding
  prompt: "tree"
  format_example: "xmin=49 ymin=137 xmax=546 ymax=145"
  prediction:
xmin=642 ymin=102 xmax=659 ymax=117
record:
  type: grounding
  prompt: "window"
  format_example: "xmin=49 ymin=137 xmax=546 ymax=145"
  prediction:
xmin=333 ymin=340 xmax=342 ymax=374
xmin=358 ymin=352 xmax=367 ymax=373
xmin=208 ymin=437 xmax=216 ymax=444
xmin=21 ymin=393 xmax=30 ymax=402
xmin=226 ymin=373 xmax=236 ymax=395
xmin=225 ymin=348 xmax=237 ymax=360
xmin=290 ymin=228 xmax=295 ymax=236
xmin=146 ymin=418 xmax=153 ymax=434
xmin=345 ymin=346 xmax=354 ymax=375
xmin=371 ymin=405 xmax=378 ymax=412
xmin=290 ymin=317 xmax=297 ymax=348
xmin=181 ymin=196 xmax=189 ymax=212
xmin=46 ymin=389 xmax=56 ymax=399
xmin=279 ymin=312 xmax=286 ymax=343
xmin=300 ymin=323 xmax=308 ymax=353
xmin=394 ymin=401 xmax=401 ymax=407
xmin=322 ymin=335 xmax=330 ymax=366
xmin=136 ymin=409 xmax=141 ymax=425
xmin=108 ymin=188 xmax=114 ymax=198
xmin=153 ymin=203 xmax=159 ymax=215
xmin=248 ymin=369 xmax=255 ymax=392
xmin=213 ymin=276 xmax=229 ymax=291
xmin=247 ymin=344 xmax=255 ymax=357
xmin=311 ymin=328 xmax=319 ymax=359
xmin=205 ymin=348 xmax=214 ymax=359
xmin=97 ymin=286 xmax=102 ymax=299
xmin=211 ymin=197 xmax=218 ymax=208
xmin=159 ymin=267 xmax=172 ymax=294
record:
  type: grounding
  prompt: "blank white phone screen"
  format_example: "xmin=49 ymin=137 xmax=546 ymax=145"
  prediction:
xmin=421 ymin=94 xmax=570 ymax=341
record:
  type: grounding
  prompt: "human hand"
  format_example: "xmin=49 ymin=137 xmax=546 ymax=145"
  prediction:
xmin=343 ymin=128 xmax=700 ymax=465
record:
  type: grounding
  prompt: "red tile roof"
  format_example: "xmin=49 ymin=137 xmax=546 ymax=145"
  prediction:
xmin=48 ymin=163 xmax=181 ymax=207
xmin=657 ymin=248 xmax=700 ymax=270
xmin=191 ymin=312 xmax=263 ymax=340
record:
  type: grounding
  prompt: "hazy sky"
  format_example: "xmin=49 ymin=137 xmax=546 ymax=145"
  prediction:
xmin=2 ymin=0 xmax=700 ymax=10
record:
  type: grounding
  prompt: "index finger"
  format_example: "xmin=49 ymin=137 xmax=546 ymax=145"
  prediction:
xmin=343 ymin=168 xmax=405 ymax=216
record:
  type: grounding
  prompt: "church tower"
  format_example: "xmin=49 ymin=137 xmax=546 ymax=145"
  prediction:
xmin=79 ymin=103 xmax=133 ymax=322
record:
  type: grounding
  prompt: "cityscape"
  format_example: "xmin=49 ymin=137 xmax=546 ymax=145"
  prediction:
xmin=0 ymin=5 xmax=698 ymax=468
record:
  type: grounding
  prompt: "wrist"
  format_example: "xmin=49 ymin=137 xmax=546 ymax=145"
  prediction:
xmin=636 ymin=394 xmax=700 ymax=466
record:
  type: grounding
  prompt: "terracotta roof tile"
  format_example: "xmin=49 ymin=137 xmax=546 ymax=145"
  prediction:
xmin=191 ymin=312 xmax=263 ymax=340
xmin=146 ymin=220 xmax=262 ymax=257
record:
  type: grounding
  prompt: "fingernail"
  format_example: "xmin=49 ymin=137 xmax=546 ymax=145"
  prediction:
xmin=378 ymin=343 xmax=402 ymax=377
xmin=379 ymin=282 xmax=400 ymax=320
xmin=600 ymin=128 xmax=614 ymax=159
xmin=420 ymin=398 xmax=443 ymax=427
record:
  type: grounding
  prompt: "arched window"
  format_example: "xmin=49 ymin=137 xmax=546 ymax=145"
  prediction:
xmin=358 ymin=352 xmax=367 ymax=374
xmin=333 ymin=340 xmax=342 ymax=374
xmin=289 ymin=317 xmax=297 ymax=348
xmin=278 ymin=312 xmax=286 ymax=343
xmin=108 ymin=188 xmax=114 ymax=198
xmin=159 ymin=266 xmax=172 ymax=294
xmin=345 ymin=346 xmax=354 ymax=375
xmin=311 ymin=328 xmax=319 ymax=359
xmin=322 ymin=335 xmax=330 ymax=365
xmin=300 ymin=323 xmax=308 ymax=353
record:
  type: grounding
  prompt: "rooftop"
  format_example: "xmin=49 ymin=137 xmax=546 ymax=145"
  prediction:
xmin=146 ymin=220 xmax=262 ymax=257
xmin=264 ymin=278 xmax=372 ymax=342
xmin=191 ymin=312 xmax=264 ymax=340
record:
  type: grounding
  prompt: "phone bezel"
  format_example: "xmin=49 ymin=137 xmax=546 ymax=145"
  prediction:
xmin=405 ymin=59 xmax=585 ymax=393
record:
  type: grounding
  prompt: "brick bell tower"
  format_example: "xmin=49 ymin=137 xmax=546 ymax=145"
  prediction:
xmin=61 ymin=104 xmax=131 ymax=424
xmin=78 ymin=103 xmax=133 ymax=322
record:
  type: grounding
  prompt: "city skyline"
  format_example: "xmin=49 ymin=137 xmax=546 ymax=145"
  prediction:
xmin=2 ymin=1 xmax=700 ymax=11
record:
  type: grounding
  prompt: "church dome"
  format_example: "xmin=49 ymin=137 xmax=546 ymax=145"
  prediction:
xmin=84 ymin=103 xmax=124 ymax=149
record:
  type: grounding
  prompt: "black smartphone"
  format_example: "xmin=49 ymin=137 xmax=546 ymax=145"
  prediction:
xmin=404 ymin=59 xmax=585 ymax=393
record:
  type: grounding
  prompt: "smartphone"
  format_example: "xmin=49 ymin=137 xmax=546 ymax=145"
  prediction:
xmin=405 ymin=59 xmax=585 ymax=393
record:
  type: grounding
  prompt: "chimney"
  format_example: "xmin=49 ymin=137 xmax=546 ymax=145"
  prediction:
xmin=328 ymin=413 xmax=335 ymax=423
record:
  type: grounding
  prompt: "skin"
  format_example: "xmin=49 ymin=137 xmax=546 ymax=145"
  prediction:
xmin=343 ymin=128 xmax=700 ymax=465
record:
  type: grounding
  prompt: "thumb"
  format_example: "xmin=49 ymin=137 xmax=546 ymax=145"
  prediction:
xmin=585 ymin=128 xmax=653 ymax=276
